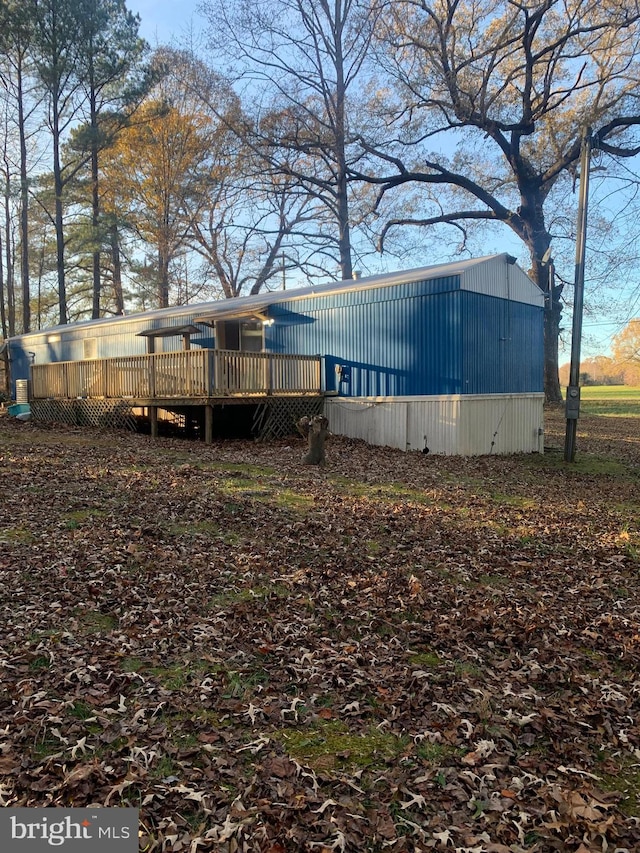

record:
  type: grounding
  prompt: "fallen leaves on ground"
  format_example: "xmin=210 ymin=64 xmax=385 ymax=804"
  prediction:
xmin=0 ymin=407 xmax=639 ymax=852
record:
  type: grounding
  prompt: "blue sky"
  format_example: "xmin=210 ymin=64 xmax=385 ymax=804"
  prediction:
xmin=127 ymin=0 xmax=206 ymax=46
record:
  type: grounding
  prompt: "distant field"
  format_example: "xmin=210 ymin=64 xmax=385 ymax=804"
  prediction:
xmin=565 ymin=385 xmax=640 ymax=416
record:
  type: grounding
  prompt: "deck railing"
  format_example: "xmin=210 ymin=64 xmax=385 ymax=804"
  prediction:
xmin=30 ymin=349 xmax=322 ymax=400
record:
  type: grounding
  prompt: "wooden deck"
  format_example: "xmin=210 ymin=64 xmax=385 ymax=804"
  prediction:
xmin=30 ymin=349 xmax=323 ymax=402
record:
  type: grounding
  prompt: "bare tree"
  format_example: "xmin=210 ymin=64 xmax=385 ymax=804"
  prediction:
xmin=0 ymin=0 xmax=45 ymax=334
xmin=200 ymin=0 xmax=381 ymax=281
xmin=356 ymin=0 xmax=640 ymax=402
xmin=31 ymin=0 xmax=87 ymax=325
xmin=73 ymin=0 xmax=149 ymax=319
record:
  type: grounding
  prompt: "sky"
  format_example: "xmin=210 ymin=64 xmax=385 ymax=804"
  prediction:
xmin=123 ymin=0 xmax=634 ymax=362
xmin=127 ymin=0 xmax=206 ymax=47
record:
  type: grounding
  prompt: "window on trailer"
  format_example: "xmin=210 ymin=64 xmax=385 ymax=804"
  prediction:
xmin=216 ymin=320 xmax=264 ymax=352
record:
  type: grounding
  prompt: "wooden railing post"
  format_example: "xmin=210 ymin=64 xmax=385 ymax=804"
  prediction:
xmin=149 ymin=353 xmax=156 ymax=398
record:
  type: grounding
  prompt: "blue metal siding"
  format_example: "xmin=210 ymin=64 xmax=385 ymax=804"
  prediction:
xmin=461 ymin=292 xmax=544 ymax=393
xmin=268 ymin=291 xmax=464 ymax=396
xmin=284 ymin=275 xmax=460 ymax=312
xmin=8 ymin=310 xmax=216 ymax=390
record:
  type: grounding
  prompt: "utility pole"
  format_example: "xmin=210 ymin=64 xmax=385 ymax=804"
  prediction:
xmin=564 ymin=129 xmax=593 ymax=463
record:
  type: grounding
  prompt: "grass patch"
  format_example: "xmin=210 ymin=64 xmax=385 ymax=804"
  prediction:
xmin=121 ymin=657 xmax=208 ymax=691
xmin=579 ymin=386 xmax=640 ymax=399
xmin=207 ymin=583 xmax=290 ymax=609
xmin=32 ymin=734 xmax=64 ymax=762
xmin=206 ymin=462 xmax=278 ymax=477
xmin=476 ymin=573 xmax=510 ymax=589
xmin=218 ymin=476 xmax=257 ymax=494
xmin=145 ymin=662 xmax=209 ymax=691
xmin=0 ymin=526 xmax=35 ymax=544
xmin=149 ymin=756 xmax=181 ymax=780
xmin=68 ymin=700 xmax=97 ymax=720
xmin=415 ymin=741 xmax=460 ymax=764
xmin=582 ymin=400 xmax=640 ymax=417
xmin=275 ymin=720 xmax=407 ymax=772
xmin=63 ymin=508 xmax=108 ymax=529
xmin=491 ymin=493 xmax=537 ymax=509
xmin=75 ymin=610 xmax=117 ymax=633
xmin=574 ymin=386 xmax=640 ymax=417
xmin=217 ymin=477 xmax=315 ymax=512
xmin=223 ymin=668 xmax=269 ymax=699
xmin=453 ymin=660 xmax=483 ymax=678
xmin=528 ymin=453 xmax=631 ymax=477
xmin=408 ymin=651 xmax=442 ymax=669
xmin=598 ymin=753 xmax=640 ymax=816
xmin=273 ymin=490 xmax=315 ymax=512
xmin=330 ymin=475 xmax=431 ymax=504
xmin=167 ymin=520 xmax=222 ymax=538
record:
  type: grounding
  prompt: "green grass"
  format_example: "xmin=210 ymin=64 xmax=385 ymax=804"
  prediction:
xmin=578 ymin=385 xmax=640 ymax=399
xmin=329 ymin=475 xmax=432 ymax=504
xmin=565 ymin=385 xmax=640 ymax=416
xmin=275 ymin=720 xmax=408 ymax=772
xmin=0 ymin=526 xmax=36 ymax=544
xmin=407 ymin=651 xmax=442 ymax=668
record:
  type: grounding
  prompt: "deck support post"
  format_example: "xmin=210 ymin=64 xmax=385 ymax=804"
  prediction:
xmin=149 ymin=406 xmax=158 ymax=439
xmin=205 ymin=404 xmax=213 ymax=444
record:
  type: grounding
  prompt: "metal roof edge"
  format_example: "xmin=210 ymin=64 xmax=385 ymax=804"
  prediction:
xmin=8 ymin=254 xmax=525 ymax=341
xmin=193 ymin=254 xmax=512 ymax=321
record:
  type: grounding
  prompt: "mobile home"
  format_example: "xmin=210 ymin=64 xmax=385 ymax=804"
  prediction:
xmin=6 ymin=254 xmax=544 ymax=454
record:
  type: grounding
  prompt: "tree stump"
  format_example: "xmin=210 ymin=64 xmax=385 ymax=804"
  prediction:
xmin=297 ymin=415 xmax=331 ymax=465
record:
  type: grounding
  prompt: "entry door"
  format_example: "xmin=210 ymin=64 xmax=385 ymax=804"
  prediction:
xmin=217 ymin=320 xmax=263 ymax=352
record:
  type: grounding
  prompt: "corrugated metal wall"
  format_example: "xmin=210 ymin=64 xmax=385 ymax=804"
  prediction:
xmin=460 ymin=255 xmax=542 ymax=306
xmin=269 ymin=286 xmax=462 ymax=396
xmin=325 ymin=394 xmax=544 ymax=455
xmin=461 ymin=292 xmax=543 ymax=394
xmin=269 ymin=278 xmax=542 ymax=396
xmin=9 ymin=309 xmax=216 ymax=374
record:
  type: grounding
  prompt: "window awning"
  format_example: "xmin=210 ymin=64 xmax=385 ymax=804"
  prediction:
xmin=193 ymin=304 xmax=271 ymax=325
xmin=136 ymin=324 xmax=205 ymax=339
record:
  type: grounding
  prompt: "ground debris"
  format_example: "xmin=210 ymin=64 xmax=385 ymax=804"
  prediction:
xmin=0 ymin=408 xmax=638 ymax=851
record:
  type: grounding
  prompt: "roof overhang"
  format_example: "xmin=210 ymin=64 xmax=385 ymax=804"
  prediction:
xmin=136 ymin=324 xmax=206 ymax=338
xmin=194 ymin=301 xmax=272 ymax=326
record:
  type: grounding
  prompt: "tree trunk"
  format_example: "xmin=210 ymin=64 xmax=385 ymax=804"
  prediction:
xmin=544 ymin=278 xmax=563 ymax=404
xmin=0 ymin=190 xmax=5 ymax=339
xmin=4 ymin=169 xmax=15 ymax=337
xmin=110 ymin=221 xmax=124 ymax=314
xmin=90 ymin=82 xmax=101 ymax=319
xmin=333 ymin=13 xmax=353 ymax=282
xmin=52 ymin=95 xmax=67 ymax=325
xmin=158 ymin=246 xmax=170 ymax=308
xmin=17 ymin=55 xmax=30 ymax=333
xmin=528 ymin=248 xmax=563 ymax=404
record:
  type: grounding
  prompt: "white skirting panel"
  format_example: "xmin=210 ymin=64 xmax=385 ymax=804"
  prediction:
xmin=325 ymin=394 xmax=545 ymax=456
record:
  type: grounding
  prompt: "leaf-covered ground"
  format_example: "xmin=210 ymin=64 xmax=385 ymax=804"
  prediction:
xmin=0 ymin=408 xmax=639 ymax=852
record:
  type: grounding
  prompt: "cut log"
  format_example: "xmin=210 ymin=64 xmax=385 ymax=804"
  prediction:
xmin=297 ymin=415 xmax=331 ymax=465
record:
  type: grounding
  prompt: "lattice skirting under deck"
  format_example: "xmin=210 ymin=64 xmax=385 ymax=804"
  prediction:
xmin=253 ymin=397 xmax=325 ymax=440
xmin=31 ymin=399 xmax=137 ymax=431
